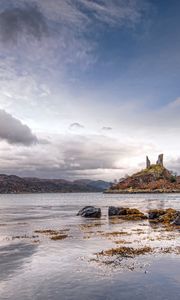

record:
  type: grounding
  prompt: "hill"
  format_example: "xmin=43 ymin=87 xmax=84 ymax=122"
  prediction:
xmin=107 ymin=155 xmax=180 ymax=193
xmin=0 ymin=174 xmax=111 ymax=194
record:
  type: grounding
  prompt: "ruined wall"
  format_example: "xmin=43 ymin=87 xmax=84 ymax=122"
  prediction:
xmin=146 ymin=154 xmax=164 ymax=168
xmin=156 ymin=154 xmax=163 ymax=166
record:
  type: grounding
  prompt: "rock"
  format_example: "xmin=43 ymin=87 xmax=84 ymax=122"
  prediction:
xmin=171 ymin=214 xmax=180 ymax=225
xmin=108 ymin=206 xmax=147 ymax=220
xmin=148 ymin=209 xmax=166 ymax=219
xmin=77 ymin=206 xmax=101 ymax=218
xmin=148 ymin=208 xmax=178 ymax=224
xmin=108 ymin=206 xmax=127 ymax=216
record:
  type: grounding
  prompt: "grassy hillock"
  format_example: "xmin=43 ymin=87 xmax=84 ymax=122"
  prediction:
xmin=107 ymin=164 xmax=180 ymax=194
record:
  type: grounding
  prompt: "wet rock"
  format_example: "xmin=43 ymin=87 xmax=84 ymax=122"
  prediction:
xmin=171 ymin=214 xmax=180 ymax=225
xmin=108 ymin=206 xmax=147 ymax=220
xmin=148 ymin=209 xmax=166 ymax=220
xmin=108 ymin=206 xmax=127 ymax=216
xmin=148 ymin=208 xmax=178 ymax=225
xmin=77 ymin=206 xmax=101 ymax=218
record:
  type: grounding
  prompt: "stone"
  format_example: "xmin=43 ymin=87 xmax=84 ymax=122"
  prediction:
xmin=108 ymin=206 xmax=127 ymax=216
xmin=171 ymin=214 xmax=180 ymax=225
xmin=77 ymin=206 xmax=101 ymax=218
xmin=146 ymin=156 xmax=151 ymax=168
xmin=148 ymin=209 xmax=166 ymax=219
xmin=156 ymin=154 xmax=163 ymax=166
xmin=108 ymin=206 xmax=147 ymax=220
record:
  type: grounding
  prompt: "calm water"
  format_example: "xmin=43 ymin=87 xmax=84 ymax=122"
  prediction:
xmin=0 ymin=193 xmax=180 ymax=300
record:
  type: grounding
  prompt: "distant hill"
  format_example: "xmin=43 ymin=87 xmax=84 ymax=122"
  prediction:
xmin=0 ymin=174 xmax=111 ymax=194
xmin=107 ymin=163 xmax=180 ymax=194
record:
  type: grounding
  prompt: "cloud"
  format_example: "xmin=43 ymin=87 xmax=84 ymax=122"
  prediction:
xmin=166 ymin=157 xmax=180 ymax=175
xmin=36 ymin=0 xmax=149 ymax=29
xmin=0 ymin=0 xmax=150 ymax=63
xmin=0 ymin=3 xmax=48 ymax=43
xmin=0 ymin=133 xmax=155 ymax=180
xmin=168 ymin=97 xmax=180 ymax=108
xmin=0 ymin=110 xmax=38 ymax=146
xmin=102 ymin=126 xmax=112 ymax=131
xmin=69 ymin=122 xmax=84 ymax=130
xmin=77 ymin=0 xmax=148 ymax=27
xmin=0 ymin=0 xmax=152 ymax=117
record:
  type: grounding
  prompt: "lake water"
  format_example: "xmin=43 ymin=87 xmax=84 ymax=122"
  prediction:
xmin=0 ymin=193 xmax=180 ymax=300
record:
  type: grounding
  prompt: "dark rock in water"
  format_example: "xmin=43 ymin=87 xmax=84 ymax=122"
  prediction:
xmin=108 ymin=206 xmax=147 ymax=220
xmin=108 ymin=206 xmax=127 ymax=216
xmin=148 ymin=209 xmax=166 ymax=220
xmin=148 ymin=208 xmax=178 ymax=224
xmin=77 ymin=206 xmax=101 ymax=218
xmin=172 ymin=214 xmax=180 ymax=225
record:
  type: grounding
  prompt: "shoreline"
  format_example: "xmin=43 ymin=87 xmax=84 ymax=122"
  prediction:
xmin=104 ymin=190 xmax=180 ymax=194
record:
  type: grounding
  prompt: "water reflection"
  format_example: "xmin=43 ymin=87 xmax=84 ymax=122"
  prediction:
xmin=0 ymin=243 xmax=38 ymax=282
xmin=0 ymin=193 xmax=179 ymax=300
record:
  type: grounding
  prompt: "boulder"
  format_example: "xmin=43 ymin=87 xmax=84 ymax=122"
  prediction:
xmin=108 ymin=206 xmax=147 ymax=220
xmin=148 ymin=209 xmax=166 ymax=220
xmin=77 ymin=206 xmax=101 ymax=218
xmin=148 ymin=208 xmax=178 ymax=224
xmin=171 ymin=214 xmax=180 ymax=225
xmin=108 ymin=206 xmax=127 ymax=216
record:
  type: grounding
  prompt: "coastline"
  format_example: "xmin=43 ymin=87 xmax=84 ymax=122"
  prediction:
xmin=104 ymin=190 xmax=180 ymax=194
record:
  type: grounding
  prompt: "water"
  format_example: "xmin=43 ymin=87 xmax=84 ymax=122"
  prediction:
xmin=0 ymin=193 xmax=180 ymax=300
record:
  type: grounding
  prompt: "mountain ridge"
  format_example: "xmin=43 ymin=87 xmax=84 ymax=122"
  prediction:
xmin=0 ymin=174 xmax=111 ymax=194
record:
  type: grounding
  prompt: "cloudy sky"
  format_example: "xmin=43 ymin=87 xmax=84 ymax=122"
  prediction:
xmin=0 ymin=0 xmax=180 ymax=180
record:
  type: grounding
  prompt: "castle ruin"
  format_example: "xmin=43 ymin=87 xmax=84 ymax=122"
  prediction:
xmin=146 ymin=154 xmax=164 ymax=168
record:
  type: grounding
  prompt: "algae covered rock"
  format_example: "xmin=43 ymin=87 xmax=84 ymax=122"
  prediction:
xmin=171 ymin=214 xmax=180 ymax=225
xmin=148 ymin=209 xmax=167 ymax=220
xmin=77 ymin=206 xmax=101 ymax=218
xmin=108 ymin=206 xmax=147 ymax=220
xmin=108 ymin=206 xmax=127 ymax=216
xmin=148 ymin=208 xmax=178 ymax=224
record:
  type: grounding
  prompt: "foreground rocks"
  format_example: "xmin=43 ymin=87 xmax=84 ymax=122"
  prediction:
xmin=108 ymin=206 xmax=147 ymax=220
xmin=77 ymin=206 xmax=180 ymax=224
xmin=171 ymin=214 xmax=180 ymax=225
xmin=148 ymin=208 xmax=179 ymax=224
xmin=77 ymin=206 xmax=101 ymax=218
xmin=108 ymin=206 xmax=126 ymax=216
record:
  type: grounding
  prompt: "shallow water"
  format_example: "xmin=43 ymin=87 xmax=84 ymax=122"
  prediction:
xmin=0 ymin=193 xmax=180 ymax=300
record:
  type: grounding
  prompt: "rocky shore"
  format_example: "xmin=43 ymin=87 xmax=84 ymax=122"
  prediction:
xmin=107 ymin=156 xmax=180 ymax=194
xmin=77 ymin=205 xmax=180 ymax=225
xmin=77 ymin=205 xmax=180 ymax=269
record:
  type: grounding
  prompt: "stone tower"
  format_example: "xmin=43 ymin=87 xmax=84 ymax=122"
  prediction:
xmin=146 ymin=156 xmax=151 ymax=168
xmin=156 ymin=154 xmax=163 ymax=166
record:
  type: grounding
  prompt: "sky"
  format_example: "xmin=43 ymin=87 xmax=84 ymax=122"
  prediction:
xmin=0 ymin=0 xmax=180 ymax=181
